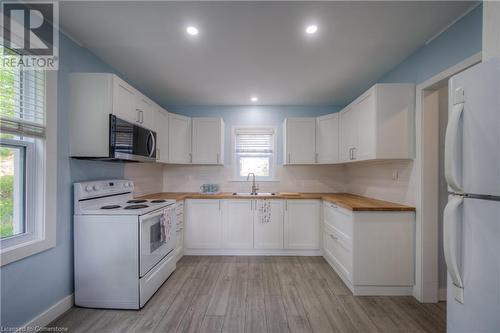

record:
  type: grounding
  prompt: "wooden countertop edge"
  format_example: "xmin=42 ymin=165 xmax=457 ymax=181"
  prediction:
xmin=139 ymin=192 xmax=415 ymax=212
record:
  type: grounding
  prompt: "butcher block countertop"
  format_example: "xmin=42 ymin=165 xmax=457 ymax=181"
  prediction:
xmin=139 ymin=192 xmax=415 ymax=212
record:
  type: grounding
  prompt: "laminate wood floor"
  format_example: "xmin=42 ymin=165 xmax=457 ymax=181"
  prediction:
xmin=50 ymin=256 xmax=446 ymax=333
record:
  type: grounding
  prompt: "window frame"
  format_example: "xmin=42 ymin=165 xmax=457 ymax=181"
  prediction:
xmin=231 ymin=126 xmax=278 ymax=182
xmin=0 ymin=71 xmax=57 ymax=266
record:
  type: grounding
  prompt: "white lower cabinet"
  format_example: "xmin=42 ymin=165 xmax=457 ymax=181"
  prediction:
xmin=322 ymin=201 xmax=415 ymax=296
xmin=185 ymin=199 xmax=222 ymax=249
xmin=222 ymin=200 xmax=254 ymax=249
xmin=284 ymin=200 xmax=320 ymax=250
xmin=254 ymin=200 xmax=284 ymax=249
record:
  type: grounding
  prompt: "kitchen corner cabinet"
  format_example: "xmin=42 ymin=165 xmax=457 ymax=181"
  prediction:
xmin=322 ymin=201 xmax=415 ymax=295
xmin=185 ymin=200 xmax=222 ymax=249
xmin=340 ymin=83 xmax=415 ymax=163
xmin=283 ymin=118 xmax=317 ymax=164
xmin=168 ymin=113 xmax=192 ymax=164
xmin=154 ymin=106 xmax=169 ymax=163
xmin=284 ymin=200 xmax=320 ymax=249
xmin=316 ymin=113 xmax=340 ymax=164
xmin=222 ymin=200 xmax=254 ymax=249
xmin=192 ymin=118 xmax=225 ymax=165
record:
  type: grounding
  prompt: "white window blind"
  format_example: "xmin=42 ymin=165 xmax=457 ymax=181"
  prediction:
xmin=235 ymin=129 xmax=274 ymax=154
xmin=0 ymin=47 xmax=46 ymax=138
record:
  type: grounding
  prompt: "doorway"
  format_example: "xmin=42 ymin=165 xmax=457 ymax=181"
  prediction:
xmin=414 ymin=52 xmax=481 ymax=303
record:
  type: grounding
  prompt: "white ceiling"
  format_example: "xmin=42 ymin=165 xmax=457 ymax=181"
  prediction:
xmin=60 ymin=1 xmax=476 ymax=106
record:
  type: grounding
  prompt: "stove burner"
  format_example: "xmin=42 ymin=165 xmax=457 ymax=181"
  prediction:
xmin=150 ymin=199 xmax=166 ymax=203
xmin=124 ymin=204 xmax=149 ymax=210
xmin=101 ymin=205 xmax=121 ymax=209
xmin=127 ymin=199 xmax=147 ymax=204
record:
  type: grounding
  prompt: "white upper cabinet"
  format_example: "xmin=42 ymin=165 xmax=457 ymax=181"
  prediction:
xmin=168 ymin=113 xmax=192 ymax=164
xmin=339 ymin=83 xmax=415 ymax=163
xmin=112 ymin=76 xmax=138 ymax=125
xmin=222 ymin=200 xmax=254 ymax=249
xmin=284 ymin=200 xmax=320 ymax=250
xmin=153 ymin=106 xmax=169 ymax=163
xmin=316 ymin=113 xmax=340 ymax=164
xmin=283 ymin=117 xmax=316 ymax=164
xmin=136 ymin=94 xmax=155 ymax=130
xmin=192 ymin=118 xmax=224 ymax=165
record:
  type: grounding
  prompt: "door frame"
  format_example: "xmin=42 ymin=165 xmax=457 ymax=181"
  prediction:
xmin=413 ymin=52 xmax=481 ymax=302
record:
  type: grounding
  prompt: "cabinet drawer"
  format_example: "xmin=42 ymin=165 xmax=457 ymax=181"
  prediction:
xmin=323 ymin=224 xmax=352 ymax=282
xmin=323 ymin=201 xmax=353 ymax=238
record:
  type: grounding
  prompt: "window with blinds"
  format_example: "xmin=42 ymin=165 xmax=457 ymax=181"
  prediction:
xmin=0 ymin=46 xmax=46 ymax=138
xmin=233 ymin=128 xmax=276 ymax=180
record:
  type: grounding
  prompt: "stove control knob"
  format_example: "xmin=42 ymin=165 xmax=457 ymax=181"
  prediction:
xmin=93 ymin=185 xmax=100 ymax=191
xmin=85 ymin=185 xmax=92 ymax=192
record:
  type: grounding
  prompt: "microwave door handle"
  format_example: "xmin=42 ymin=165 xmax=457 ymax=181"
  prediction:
xmin=148 ymin=131 xmax=156 ymax=158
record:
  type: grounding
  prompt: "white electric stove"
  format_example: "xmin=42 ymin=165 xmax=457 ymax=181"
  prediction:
xmin=73 ymin=180 xmax=177 ymax=309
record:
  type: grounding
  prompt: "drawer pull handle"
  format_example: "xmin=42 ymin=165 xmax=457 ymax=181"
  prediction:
xmin=329 ymin=234 xmax=338 ymax=240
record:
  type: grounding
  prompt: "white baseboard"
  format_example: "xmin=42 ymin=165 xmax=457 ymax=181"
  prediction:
xmin=19 ymin=294 xmax=73 ymax=331
xmin=183 ymin=249 xmax=322 ymax=256
xmin=438 ymin=288 xmax=447 ymax=301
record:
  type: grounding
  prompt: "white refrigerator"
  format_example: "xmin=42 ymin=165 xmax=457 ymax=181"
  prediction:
xmin=444 ymin=56 xmax=500 ymax=333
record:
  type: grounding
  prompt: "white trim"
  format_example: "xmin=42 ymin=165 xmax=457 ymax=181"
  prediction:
xmin=438 ymin=288 xmax=447 ymax=301
xmin=0 ymin=71 xmax=57 ymax=266
xmin=413 ymin=52 xmax=481 ymax=303
xmin=184 ymin=249 xmax=322 ymax=256
xmin=18 ymin=294 xmax=73 ymax=331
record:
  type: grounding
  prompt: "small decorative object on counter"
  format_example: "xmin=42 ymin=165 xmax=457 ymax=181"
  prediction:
xmin=259 ymin=199 xmax=271 ymax=223
xmin=200 ymin=184 xmax=220 ymax=194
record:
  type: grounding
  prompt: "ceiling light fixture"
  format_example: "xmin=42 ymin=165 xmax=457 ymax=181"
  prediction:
xmin=186 ymin=26 xmax=199 ymax=36
xmin=305 ymin=25 xmax=318 ymax=34
xmin=250 ymin=96 xmax=259 ymax=102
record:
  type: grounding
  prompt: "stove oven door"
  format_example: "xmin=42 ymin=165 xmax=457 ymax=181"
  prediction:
xmin=139 ymin=206 xmax=176 ymax=277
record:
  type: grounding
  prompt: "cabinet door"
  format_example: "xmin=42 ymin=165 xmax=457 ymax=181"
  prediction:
xmin=192 ymin=118 xmax=223 ymax=165
xmin=154 ymin=107 xmax=169 ymax=163
xmin=168 ymin=113 xmax=192 ymax=164
xmin=254 ymin=199 xmax=284 ymax=249
xmin=112 ymin=76 xmax=138 ymax=124
xmin=136 ymin=94 xmax=155 ymax=130
xmin=285 ymin=118 xmax=316 ymax=164
xmin=185 ymin=200 xmax=222 ymax=249
xmin=353 ymin=91 xmax=376 ymax=161
xmin=316 ymin=113 xmax=340 ymax=164
xmin=340 ymin=106 xmax=356 ymax=162
xmin=284 ymin=200 xmax=320 ymax=249
xmin=222 ymin=200 xmax=254 ymax=249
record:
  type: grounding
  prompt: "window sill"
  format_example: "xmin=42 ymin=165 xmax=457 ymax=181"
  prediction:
xmin=1 ymin=236 xmax=55 ymax=266
xmin=228 ymin=178 xmax=280 ymax=182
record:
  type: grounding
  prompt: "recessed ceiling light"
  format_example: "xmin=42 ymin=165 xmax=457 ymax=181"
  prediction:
xmin=250 ymin=96 xmax=259 ymax=102
xmin=305 ymin=25 xmax=318 ymax=34
xmin=186 ymin=26 xmax=199 ymax=36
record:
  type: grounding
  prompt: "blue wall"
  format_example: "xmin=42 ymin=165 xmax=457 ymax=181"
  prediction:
xmin=0 ymin=3 xmax=483 ymax=328
xmin=379 ymin=4 xmax=482 ymax=85
xmin=169 ymin=105 xmax=341 ymax=165
xmin=0 ymin=34 xmax=127 ymax=328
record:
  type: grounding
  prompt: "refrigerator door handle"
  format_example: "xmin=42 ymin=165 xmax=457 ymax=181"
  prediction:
xmin=445 ymin=103 xmax=464 ymax=193
xmin=443 ymin=195 xmax=464 ymax=303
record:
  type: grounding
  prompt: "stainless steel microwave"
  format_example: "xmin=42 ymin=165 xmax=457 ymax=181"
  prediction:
xmin=109 ymin=115 xmax=157 ymax=162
